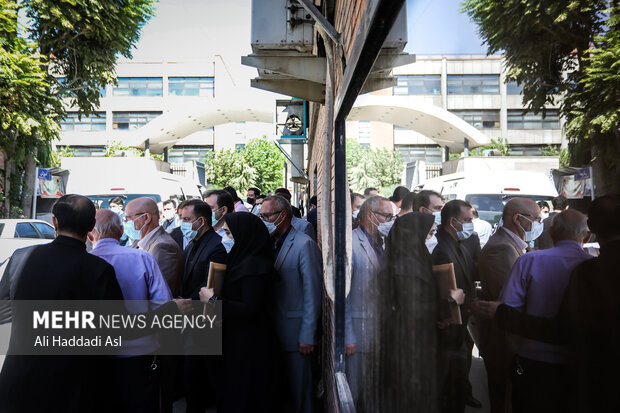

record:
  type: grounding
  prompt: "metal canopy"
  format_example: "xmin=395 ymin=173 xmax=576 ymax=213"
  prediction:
xmin=348 ymin=95 xmax=491 ymax=152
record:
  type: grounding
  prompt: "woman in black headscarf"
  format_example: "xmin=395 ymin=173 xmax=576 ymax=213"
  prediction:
xmin=378 ymin=212 xmax=439 ymax=411
xmin=200 ymin=212 xmax=279 ymax=412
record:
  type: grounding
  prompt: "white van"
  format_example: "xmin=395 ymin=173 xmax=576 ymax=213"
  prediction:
xmin=62 ymin=157 xmax=203 ymax=208
xmin=421 ymin=170 xmax=558 ymax=225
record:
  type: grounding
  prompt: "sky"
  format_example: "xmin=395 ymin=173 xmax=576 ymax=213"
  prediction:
xmin=130 ymin=0 xmax=488 ymax=61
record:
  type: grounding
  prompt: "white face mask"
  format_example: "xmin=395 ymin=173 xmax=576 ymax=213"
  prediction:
xmin=221 ymin=236 xmax=235 ymax=253
xmin=163 ymin=209 xmax=175 ymax=220
xmin=541 ymin=212 xmax=549 ymax=220
xmin=518 ymin=214 xmax=544 ymax=242
xmin=451 ymin=218 xmax=474 ymax=241
xmin=352 ymin=209 xmax=360 ymax=219
xmin=262 ymin=211 xmax=283 ymax=236
xmin=425 ymin=234 xmax=438 ymax=253
xmin=377 ymin=220 xmax=394 ymax=237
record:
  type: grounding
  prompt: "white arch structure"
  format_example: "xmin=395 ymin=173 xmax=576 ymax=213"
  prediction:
xmin=348 ymin=95 xmax=490 ymax=152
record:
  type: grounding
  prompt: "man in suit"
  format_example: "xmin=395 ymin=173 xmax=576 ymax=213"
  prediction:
xmin=432 ymin=199 xmax=477 ymax=413
xmin=535 ymin=195 xmax=569 ymax=250
xmin=477 ymin=197 xmax=541 ymax=412
xmin=178 ymin=199 xmax=227 ymax=413
xmin=126 ymin=197 xmax=184 ymax=297
xmin=275 ymin=187 xmax=302 ymax=218
xmin=161 ymin=199 xmax=180 ymax=231
xmin=273 ymin=187 xmax=316 ymax=241
xmin=0 ymin=194 xmax=124 ymax=413
xmin=203 ymin=189 xmax=235 ymax=239
xmin=261 ymin=195 xmax=322 ymax=413
xmin=125 ymin=197 xmax=184 ymax=413
xmin=169 ymin=199 xmax=189 ymax=252
xmin=345 ymin=195 xmax=393 ymax=408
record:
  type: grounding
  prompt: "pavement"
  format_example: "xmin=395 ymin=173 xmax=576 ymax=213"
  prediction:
xmin=467 ymin=346 xmax=491 ymax=413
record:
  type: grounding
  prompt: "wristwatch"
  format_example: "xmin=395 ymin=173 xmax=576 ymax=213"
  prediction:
xmin=209 ymin=295 xmax=218 ymax=301
xmin=447 ymin=296 xmax=456 ymax=304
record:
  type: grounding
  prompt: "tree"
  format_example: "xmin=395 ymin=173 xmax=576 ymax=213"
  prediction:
xmin=204 ymin=137 xmax=285 ymax=194
xmin=0 ymin=0 xmax=154 ymax=217
xmin=462 ymin=0 xmax=619 ymax=194
xmin=346 ymin=139 xmax=404 ymax=193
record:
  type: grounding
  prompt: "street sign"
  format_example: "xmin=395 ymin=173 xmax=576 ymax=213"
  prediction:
xmin=37 ymin=168 xmax=52 ymax=181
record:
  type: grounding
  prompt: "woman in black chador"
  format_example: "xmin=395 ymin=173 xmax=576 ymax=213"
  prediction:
xmin=200 ymin=212 xmax=280 ymax=412
xmin=379 ymin=212 xmax=439 ymax=412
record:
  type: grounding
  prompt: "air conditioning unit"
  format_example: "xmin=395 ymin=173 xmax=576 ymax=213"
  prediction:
xmin=251 ymin=0 xmax=314 ymax=54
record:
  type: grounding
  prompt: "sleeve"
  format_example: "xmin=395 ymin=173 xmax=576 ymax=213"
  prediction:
xmin=498 ymin=255 xmax=529 ymax=310
xmin=495 ymin=303 xmax=565 ymax=345
xmin=151 ymin=242 xmax=183 ymax=296
xmin=145 ymin=254 xmax=173 ymax=301
xmin=298 ymin=239 xmax=323 ymax=345
xmin=345 ymin=253 xmax=356 ymax=345
xmin=189 ymin=242 xmax=228 ymax=300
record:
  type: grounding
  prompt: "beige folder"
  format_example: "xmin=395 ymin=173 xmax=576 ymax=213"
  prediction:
xmin=432 ymin=263 xmax=462 ymax=325
xmin=206 ymin=262 xmax=226 ymax=297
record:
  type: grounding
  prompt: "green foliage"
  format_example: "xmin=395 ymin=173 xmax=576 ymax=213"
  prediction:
xmin=346 ymin=139 xmax=404 ymax=193
xmin=462 ymin=0 xmax=620 ymax=191
xmin=451 ymin=137 xmax=512 ymax=158
xmin=103 ymin=140 xmax=163 ymax=161
xmin=205 ymin=137 xmax=285 ymax=194
xmin=541 ymin=144 xmax=561 ymax=156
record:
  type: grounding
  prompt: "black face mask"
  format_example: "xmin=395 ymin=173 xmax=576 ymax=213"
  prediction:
xmin=247 ymin=197 xmax=255 ymax=205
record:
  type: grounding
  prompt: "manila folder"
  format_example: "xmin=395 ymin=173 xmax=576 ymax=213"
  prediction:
xmin=207 ymin=262 xmax=227 ymax=297
xmin=432 ymin=263 xmax=462 ymax=325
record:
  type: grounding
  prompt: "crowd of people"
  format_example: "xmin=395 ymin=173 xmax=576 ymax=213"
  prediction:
xmin=0 ymin=183 xmax=618 ymax=413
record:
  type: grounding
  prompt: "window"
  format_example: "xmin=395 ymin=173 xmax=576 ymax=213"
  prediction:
xmin=447 ymin=74 xmax=499 ymax=94
xmin=450 ymin=110 xmax=500 ymax=129
xmin=60 ymin=112 xmax=106 ymax=131
xmin=112 ymin=112 xmax=162 ymax=130
xmin=32 ymin=222 xmax=55 ymax=239
xmin=15 ymin=223 xmax=39 ymax=238
xmin=235 ymin=144 xmax=246 ymax=152
xmin=394 ymin=144 xmax=442 ymax=164
xmin=168 ymin=145 xmax=214 ymax=163
xmin=393 ymin=75 xmax=441 ymax=95
xmin=358 ymin=121 xmax=371 ymax=144
xmin=507 ymin=110 xmax=560 ymax=129
xmin=63 ymin=146 xmax=105 ymax=157
xmin=113 ymin=77 xmax=163 ymax=96
xmin=168 ymin=77 xmax=214 ymax=96
xmin=508 ymin=145 xmax=550 ymax=156
xmin=506 ymin=80 xmax=523 ymax=95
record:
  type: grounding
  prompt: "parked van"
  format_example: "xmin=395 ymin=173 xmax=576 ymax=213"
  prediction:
xmin=61 ymin=157 xmax=203 ymax=209
xmin=420 ymin=170 xmax=558 ymax=225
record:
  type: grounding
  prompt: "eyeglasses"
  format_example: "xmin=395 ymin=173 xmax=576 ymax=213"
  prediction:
xmin=372 ymin=211 xmax=396 ymax=222
xmin=124 ymin=212 xmax=146 ymax=222
xmin=260 ymin=210 xmax=282 ymax=220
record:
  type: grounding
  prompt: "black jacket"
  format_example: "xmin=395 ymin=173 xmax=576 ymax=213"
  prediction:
xmin=180 ymin=228 xmax=227 ymax=299
xmin=0 ymin=236 xmax=124 ymax=413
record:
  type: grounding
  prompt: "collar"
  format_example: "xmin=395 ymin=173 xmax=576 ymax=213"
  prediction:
xmin=137 ymin=226 xmax=160 ymax=250
xmin=54 ymin=235 xmax=87 ymax=250
xmin=502 ymin=226 xmax=528 ymax=252
xmin=93 ymin=238 xmax=120 ymax=248
xmin=274 ymin=226 xmax=292 ymax=249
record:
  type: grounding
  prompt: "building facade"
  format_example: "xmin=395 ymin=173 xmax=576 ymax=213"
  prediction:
xmin=346 ymin=55 xmax=564 ymax=165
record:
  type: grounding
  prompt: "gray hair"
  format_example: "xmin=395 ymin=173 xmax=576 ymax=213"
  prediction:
xmin=94 ymin=209 xmax=123 ymax=240
xmin=359 ymin=195 xmax=389 ymax=224
xmin=263 ymin=195 xmax=292 ymax=220
xmin=550 ymin=209 xmax=589 ymax=242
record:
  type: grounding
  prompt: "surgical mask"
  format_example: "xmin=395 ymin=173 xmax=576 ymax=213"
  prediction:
xmin=181 ymin=218 xmax=203 ymax=241
xmin=432 ymin=211 xmax=441 ymax=226
xmin=451 ymin=218 xmax=474 ymax=241
xmin=247 ymin=197 xmax=255 ymax=205
xmin=262 ymin=211 xmax=282 ymax=236
xmin=425 ymin=235 xmax=438 ymax=253
xmin=352 ymin=210 xmax=360 ymax=219
xmin=123 ymin=213 xmax=145 ymax=242
xmin=518 ymin=214 xmax=544 ymax=242
xmin=163 ymin=209 xmax=175 ymax=220
xmin=541 ymin=212 xmax=549 ymax=220
xmin=211 ymin=207 xmax=223 ymax=227
xmin=221 ymin=237 xmax=235 ymax=253
xmin=110 ymin=206 xmax=122 ymax=215
xmin=377 ymin=220 xmax=394 ymax=237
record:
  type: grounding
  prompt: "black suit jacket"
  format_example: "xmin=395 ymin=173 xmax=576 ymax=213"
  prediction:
xmin=180 ymin=228 xmax=227 ymax=299
xmin=0 ymin=236 xmax=123 ymax=413
xmin=170 ymin=226 xmax=184 ymax=251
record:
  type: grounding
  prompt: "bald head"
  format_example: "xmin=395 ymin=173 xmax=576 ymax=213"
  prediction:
xmin=550 ymin=209 xmax=590 ymax=244
xmin=92 ymin=209 xmax=123 ymax=241
xmin=125 ymin=197 xmax=160 ymax=236
xmin=502 ymin=198 xmax=541 ymax=239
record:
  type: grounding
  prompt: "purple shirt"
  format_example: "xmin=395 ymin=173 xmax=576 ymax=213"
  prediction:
xmin=91 ymin=238 xmax=173 ymax=355
xmin=499 ymin=240 xmax=593 ymax=363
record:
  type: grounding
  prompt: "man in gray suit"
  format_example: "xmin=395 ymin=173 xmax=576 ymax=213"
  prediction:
xmin=261 ymin=195 xmax=322 ymax=413
xmin=478 ymin=197 xmax=541 ymax=413
xmin=345 ymin=195 xmax=393 ymax=408
xmin=125 ymin=197 xmax=185 ymax=413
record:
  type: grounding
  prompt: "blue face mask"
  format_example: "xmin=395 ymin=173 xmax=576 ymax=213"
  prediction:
xmin=518 ymin=214 xmax=544 ymax=242
xmin=123 ymin=213 xmax=145 ymax=242
xmin=451 ymin=218 xmax=474 ymax=241
xmin=432 ymin=211 xmax=441 ymax=226
xmin=211 ymin=207 xmax=223 ymax=227
xmin=221 ymin=237 xmax=235 ymax=253
xmin=181 ymin=218 xmax=203 ymax=241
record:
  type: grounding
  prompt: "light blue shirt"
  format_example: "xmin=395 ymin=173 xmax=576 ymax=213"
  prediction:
xmin=91 ymin=238 xmax=173 ymax=356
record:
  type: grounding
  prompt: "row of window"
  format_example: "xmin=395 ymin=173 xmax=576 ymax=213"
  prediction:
xmin=394 ymin=75 xmax=524 ymax=95
xmin=392 ymin=109 xmax=559 ymax=130
xmin=59 ymin=145 xmax=214 ymax=163
xmin=62 ymin=77 xmax=215 ymax=98
xmin=61 ymin=112 xmax=163 ymax=131
xmin=393 ymin=144 xmax=555 ymax=164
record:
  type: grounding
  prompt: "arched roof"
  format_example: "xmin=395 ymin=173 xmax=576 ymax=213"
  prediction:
xmin=349 ymin=95 xmax=490 ymax=152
